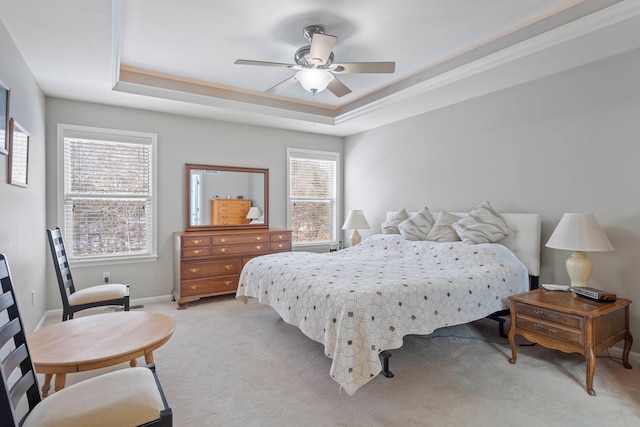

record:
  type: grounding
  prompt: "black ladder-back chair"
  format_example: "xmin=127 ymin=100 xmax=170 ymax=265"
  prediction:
xmin=47 ymin=227 xmax=130 ymax=321
xmin=0 ymin=254 xmax=172 ymax=427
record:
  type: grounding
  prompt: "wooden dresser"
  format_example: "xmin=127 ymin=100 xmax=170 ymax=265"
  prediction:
xmin=211 ymin=199 xmax=251 ymax=225
xmin=173 ymin=229 xmax=292 ymax=309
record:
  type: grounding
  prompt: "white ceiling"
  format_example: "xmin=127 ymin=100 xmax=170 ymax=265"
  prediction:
xmin=1 ymin=0 xmax=640 ymax=136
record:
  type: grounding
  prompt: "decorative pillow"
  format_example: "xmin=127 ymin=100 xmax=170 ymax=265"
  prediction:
xmin=398 ymin=207 xmax=435 ymax=241
xmin=382 ymin=209 xmax=409 ymax=234
xmin=452 ymin=201 xmax=512 ymax=244
xmin=426 ymin=211 xmax=461 ymax=242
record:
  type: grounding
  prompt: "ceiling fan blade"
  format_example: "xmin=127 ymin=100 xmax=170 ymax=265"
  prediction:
xmin=327 ymin=77 xmax=352 ymax=97
xmin=309 ymin=33 xmax=337 ymax=66
xmin=235 ymin=59 xmax=295 ymax=68
xmin=265 ymin=75 xmax=298 ymax=94
xmin=331 ymin=62 xmax=396 ymax=74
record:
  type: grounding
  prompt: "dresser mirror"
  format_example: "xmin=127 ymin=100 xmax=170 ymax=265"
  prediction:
xmin=185 ymin=164 xmax=269 ymax=231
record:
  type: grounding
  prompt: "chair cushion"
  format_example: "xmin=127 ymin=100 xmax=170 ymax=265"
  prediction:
xmin=23 ymin=367 xmax=164 ymax=427
xmin=68 ymin=284 xmax=128 ymax=306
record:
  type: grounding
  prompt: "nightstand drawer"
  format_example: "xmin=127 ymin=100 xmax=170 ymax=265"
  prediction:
xmin=515 ymin=302 xmax=582 ymax=329
xmin=517 ymin=317 xmax=582 ymax=345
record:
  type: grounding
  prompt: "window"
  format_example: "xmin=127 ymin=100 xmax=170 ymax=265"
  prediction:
xmin=287 ymin=148 xmax=340 ymax=247
xmin=57 ymin=124 xmax=157 ymax=264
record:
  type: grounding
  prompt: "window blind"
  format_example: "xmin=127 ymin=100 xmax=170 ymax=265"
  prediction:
xmin=64 ymin=137 xmax=153 ymax=258
xmin=289 ymin=151 xmax=337 ymax=244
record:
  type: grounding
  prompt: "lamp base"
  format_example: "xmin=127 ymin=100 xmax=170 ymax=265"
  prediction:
xmin=566 ymin=251 xmax=592 ymax=287
xmin=350 ymin=229 xmax=361 ymax=246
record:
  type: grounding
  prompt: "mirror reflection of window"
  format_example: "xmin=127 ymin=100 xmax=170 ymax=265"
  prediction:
xmin=190 ymin=171 xmax=203 ymax=225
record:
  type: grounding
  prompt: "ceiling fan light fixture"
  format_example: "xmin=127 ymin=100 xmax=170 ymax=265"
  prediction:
xmin=295 ymin=69 xmax=334 ymax=93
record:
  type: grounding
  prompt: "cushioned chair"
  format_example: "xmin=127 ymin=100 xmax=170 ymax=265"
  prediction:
xmin=0 ymin=254 xmax=172 ymax=427
xmin=47 ymin=228 xmax=130 ymax=321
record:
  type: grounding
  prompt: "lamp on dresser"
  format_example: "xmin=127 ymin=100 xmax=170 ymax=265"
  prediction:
xmin=545 ymin=213 xmax=614 ymax=287
xmin=246 ymin=206 xmax=263 ymax=223
xmin=342 ymin=210 xmax=370 ymax=246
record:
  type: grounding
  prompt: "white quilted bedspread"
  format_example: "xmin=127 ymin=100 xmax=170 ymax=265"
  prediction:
xmin=236 ymin=234 xmax=528 ymax=395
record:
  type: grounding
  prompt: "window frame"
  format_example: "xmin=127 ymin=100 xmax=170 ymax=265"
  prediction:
xmin=57 ymin=123 xmax=158 ymax=266
xmin=286 ymin=147 xmax=341 ymax=250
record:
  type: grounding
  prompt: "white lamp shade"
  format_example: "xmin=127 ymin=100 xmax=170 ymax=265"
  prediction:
xmin=295 ymin=69 xmax=334 ymax=93
xmin=342 ymin=210 xmax=370 ymax=230
xmin=546 ymin=213 xmax=614 ymax=252
xmin=246 ymin=207 xmax=262 ymax=219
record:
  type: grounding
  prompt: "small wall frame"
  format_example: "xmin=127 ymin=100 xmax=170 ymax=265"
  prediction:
xmin=8 ymin=118 xmax=29 ymax=187
xmin=0 ymin=77 xmax=9 ymax=155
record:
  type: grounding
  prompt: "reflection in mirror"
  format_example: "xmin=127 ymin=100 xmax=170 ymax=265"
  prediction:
xmin=186 ymin=164 xmax=268 ymax=231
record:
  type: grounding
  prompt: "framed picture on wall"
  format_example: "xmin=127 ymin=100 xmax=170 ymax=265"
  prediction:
xmin=0 ymin=77 xmax=9 ymax=155
xmin=8 ymin=118 xmax=29 ymax=187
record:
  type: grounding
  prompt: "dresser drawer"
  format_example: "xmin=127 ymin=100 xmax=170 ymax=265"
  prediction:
xmin=212 ymin=233 xmax=271 ymax=245
xmin=211 ymin=242 xmax=270 ymax=255
xmin=271 ymin=232 xmax=291 ymax=242
xmin=271 ymin=240 xmax=291 ymax=251
xmin=181 ymin=276 xmax=239 ymax=296
xmin=515 ymin=303 xmax=582 ymax=329
xmin=182 ymin=236 xmax=211 ymax=247
xmin=517 ymin=317 xmax=583 ymax=345
xmin=182 ymin=247 xmax=212 ymax=258
xmin=180 ymin=259 xmax=242 ymax=280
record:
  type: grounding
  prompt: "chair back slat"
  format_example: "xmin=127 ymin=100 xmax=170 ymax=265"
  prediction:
xmin=47 ymin=228 xmax=76 ymax=303
xmin=0 ymin=254 xmax=42 ymax=427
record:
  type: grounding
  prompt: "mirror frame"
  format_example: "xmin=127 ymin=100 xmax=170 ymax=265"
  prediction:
xmin=185 ymin=163 xmax=269 ymax=231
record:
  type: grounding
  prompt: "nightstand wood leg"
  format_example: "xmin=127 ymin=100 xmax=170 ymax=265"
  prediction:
xmin=508 ymin=313 xmax=517 ymax=364
xmin=622 ymin=331 xmax=633 ymax=369
xmin=585 ymin=347 xmax=596 ymax=396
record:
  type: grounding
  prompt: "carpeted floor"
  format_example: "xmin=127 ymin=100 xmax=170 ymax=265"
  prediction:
xmin=39 ymin=295 xmax=640 ymax=426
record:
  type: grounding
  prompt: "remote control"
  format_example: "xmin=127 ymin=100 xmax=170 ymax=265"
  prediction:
xmin=541 ymin=284 xmax=571 ymax=292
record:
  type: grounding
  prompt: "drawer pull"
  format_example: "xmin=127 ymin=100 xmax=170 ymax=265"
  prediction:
xmin=278 ymin=234 xmax=283 ymax=239
xmin=220 ymin=238 xmax=227 ymax=243
xmin=534 ymin=323 xmax=559 ymax=334
xmin=192 ymin=249 xmax=201 ymax=255
xmin=256 ymin=236 xmax=263 ymax=241
xmin=256 ymin=245 xmax=263 ymax=250
xmin=278 ymin=243 xmax=283 ymax=248
xmin=224 ymin=281 xmax=232 ymax=286
xmin=224 ymin=264 xmax=233 ymax=270
xmin=190 ymin=285 xmax=198 ymax=290
xmin=220 ymin=248 xmax=227 ymax=253
xmin=192 ymin=239 xmax=201 ymax=245
xmin=189 ymin=268 xmax=199 ymax=274
xmin=533 ymin=309 xmax=560 ymax=320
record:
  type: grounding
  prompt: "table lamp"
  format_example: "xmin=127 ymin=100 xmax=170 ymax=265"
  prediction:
xmin=342 ymin=210 xmax=370 ymax=246
xmin=246 ymin=207 xmax=263 ymax=223
xmin=545 ymin=213 xmax=614 ymax=287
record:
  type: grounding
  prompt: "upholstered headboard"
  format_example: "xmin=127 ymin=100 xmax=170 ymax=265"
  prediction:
xmin=385 ymin=211 xmax=541 ymax=277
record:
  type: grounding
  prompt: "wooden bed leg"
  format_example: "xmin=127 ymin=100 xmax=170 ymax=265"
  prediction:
xmin=380 ymin=351 xmax=394 ymax=378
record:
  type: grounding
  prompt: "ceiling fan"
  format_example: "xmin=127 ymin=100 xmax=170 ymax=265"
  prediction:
xmin=234 ymin=25 xmax=395 ymax=97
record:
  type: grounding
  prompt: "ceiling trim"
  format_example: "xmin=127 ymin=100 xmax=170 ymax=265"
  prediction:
xmin=108 ymin=0 xmax=639 ymax=135
xmin=335 ymin=0 xmax=640 ymax=125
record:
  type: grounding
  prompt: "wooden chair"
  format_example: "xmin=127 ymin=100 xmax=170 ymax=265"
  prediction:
xmin=46 ymin=228 xmax=130 ymax=321
xmin=0 ymin=254 xmax=172 ymax=427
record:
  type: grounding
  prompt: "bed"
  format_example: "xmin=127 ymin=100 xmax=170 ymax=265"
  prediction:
xmin=236 ymin=210 xmax=541 ymax=395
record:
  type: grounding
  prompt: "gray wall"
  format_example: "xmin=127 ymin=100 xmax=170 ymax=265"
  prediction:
xmin=344 ymin=48 xmax=640 ymax=348
xmin=45 ymin=98 xmax=343 ymax=309
xmin=0 ymin=21 xmax=47 ymax=332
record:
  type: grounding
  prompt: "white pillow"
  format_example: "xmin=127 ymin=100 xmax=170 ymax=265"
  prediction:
xmin=398 ymin=207 xmax=435 ymax=241
xmin=426 ymin=211 xmax=461 ymax=242
xmin=452 ymin=201 xmax=512 ymax=244
xmin=382 ymin=209 xmax=409 ymax=234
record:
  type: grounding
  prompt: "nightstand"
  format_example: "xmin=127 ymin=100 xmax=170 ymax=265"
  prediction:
xmin=508 ymin=288 xmax=633 ymax=396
